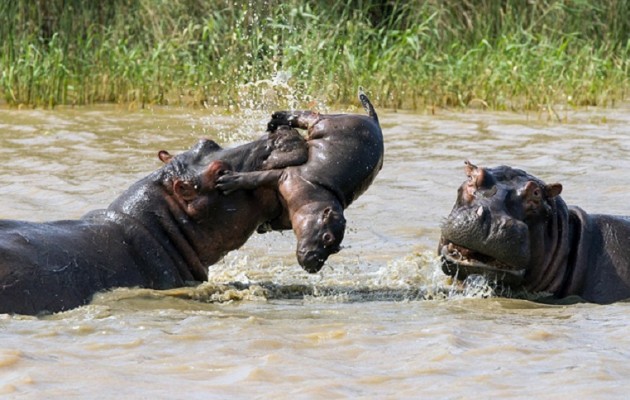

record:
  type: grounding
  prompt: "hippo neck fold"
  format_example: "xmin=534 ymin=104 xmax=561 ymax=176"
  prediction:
xmin=523 ymin=196 xmax=572 ymax=294
xmin=106 ymin=174 xmax=209 ymax=284
xmin=155 ymin=189 xmax=211 ymax=281
xmin=316 ymin=182 xmax=347 ymax=210
xmin=555 ymin=206 xmax=593 ymax=298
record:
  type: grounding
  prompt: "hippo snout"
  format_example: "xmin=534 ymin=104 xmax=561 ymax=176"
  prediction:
xmin=441 ymin=205 xmax=531 ymax=269
xmin=298 ymin=250 xmax=326 ymax=273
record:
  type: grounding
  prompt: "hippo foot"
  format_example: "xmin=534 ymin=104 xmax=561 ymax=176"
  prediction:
xmin=267 ymin=112 xmax=297 ymax=131
xmin=440 ymin=243 xmax=525 ymax=287
xmin=215 ymin=171 xmax=244 ymax=195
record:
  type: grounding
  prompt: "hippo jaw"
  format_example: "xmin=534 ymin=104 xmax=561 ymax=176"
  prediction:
xmin=439 ymin=202 xmax=532 ymax=287
xmin=439 ymin=241 xmax=526 ymax=286
xmin=439 ymin=204 xmax=532 ymax=287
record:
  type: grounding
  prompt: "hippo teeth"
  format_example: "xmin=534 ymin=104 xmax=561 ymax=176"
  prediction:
xmin=441 ymin=242 xmax=526 ymax=286
xmin=445 ymin=242 xmax=507 ymax=268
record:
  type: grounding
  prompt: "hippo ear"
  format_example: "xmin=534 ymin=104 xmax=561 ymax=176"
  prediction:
xmin=173 ymin=180 xmax=197 ymax=202
xmin=322 ymin=206 xmax=333 ymax=221
xmin=158 ymin=150 xmax=173 ymax=164
xmin=464 ymin=160 xmax=479 ymax=177
xmin=545 ymin=183 xmax=563 ymax=198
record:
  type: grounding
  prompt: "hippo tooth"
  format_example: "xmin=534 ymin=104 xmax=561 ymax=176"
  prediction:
xmin=446 ymin=243 xmax=463 ymax=260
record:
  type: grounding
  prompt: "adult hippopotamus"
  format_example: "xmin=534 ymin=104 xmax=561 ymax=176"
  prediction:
xmin=217 ymin=90 xmax=384 ymax=272
xmin=0 ymin=127 xmax=307 ymax=315
xmin=439 ymin=161 xmax=630 ymax=304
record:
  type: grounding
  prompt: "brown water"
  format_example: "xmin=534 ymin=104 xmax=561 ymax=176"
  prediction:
xmin=1 ymin=105 xmax=630 ymax=398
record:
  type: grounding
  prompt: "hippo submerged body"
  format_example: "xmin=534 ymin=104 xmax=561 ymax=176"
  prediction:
xmin=0 ymin=128 xmax=307 ymax=315
xmin=439 ymin=162 xmax=630 ymax=304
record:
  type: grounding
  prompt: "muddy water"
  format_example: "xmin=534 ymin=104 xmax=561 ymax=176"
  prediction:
xmin=1 ymin=105 xmax=630 ymax=398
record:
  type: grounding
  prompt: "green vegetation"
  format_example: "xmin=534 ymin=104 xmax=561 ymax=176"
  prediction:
xmin=1 ymin=0 xmax=629 ymax=110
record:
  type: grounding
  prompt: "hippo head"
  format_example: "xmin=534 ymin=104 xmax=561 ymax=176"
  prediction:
xmin=439 ymin=161 xmax=564 ymax=287
xmin=158 ymin=139 xmax=231 ymax=221
xmin=158 ymin=138 xmax=222 ymax=170
xmin=292 ymin=201 xmax=346 ymax=273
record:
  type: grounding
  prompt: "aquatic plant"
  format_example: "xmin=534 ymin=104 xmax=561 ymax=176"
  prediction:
xmin=0 ymin=0 xmax=628 ymax=109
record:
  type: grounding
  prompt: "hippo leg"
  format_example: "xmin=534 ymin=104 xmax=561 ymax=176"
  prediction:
xmin=263 ymin=126 xmax=308 ymax=170
xmin=216 ymin=169 xmax=283 ymax=194
xmin=263 ymin=146 xmax=307 ymax=170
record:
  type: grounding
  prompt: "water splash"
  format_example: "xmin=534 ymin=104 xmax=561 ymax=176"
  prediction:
xmin=42 ymin=251 xmax=502 ymax=315
xmin=120 ymin=250 xmax=501 ymax=305
xmin=196 ymin=68 xmax=321 ymax=144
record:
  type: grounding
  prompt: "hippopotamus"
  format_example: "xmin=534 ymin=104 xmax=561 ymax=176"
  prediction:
xmin=439 ymin=161 xmax=630 ymax=304
xmin=217 ymin=90 xmax=384 ymax=272
xmin=0 ymin=127 xmax=307 ymax=315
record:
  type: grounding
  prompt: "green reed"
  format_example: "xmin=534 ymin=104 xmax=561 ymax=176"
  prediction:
xmin=1 ymin=0 xmax=628 ymax=110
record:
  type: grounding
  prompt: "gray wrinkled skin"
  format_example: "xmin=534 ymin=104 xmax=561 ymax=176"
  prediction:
xmin=0 ymin=131 xmax=308 ymax=315
xmin=439 ymin=162 xmax=630 ymax=304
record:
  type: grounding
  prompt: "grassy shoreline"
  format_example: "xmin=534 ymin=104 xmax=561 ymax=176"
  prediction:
xmin=1 ymin=0 xmax=629 ymax=110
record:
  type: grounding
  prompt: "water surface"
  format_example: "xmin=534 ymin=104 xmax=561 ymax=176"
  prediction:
xmin=1 ymin=104 xmax=629 ymax=398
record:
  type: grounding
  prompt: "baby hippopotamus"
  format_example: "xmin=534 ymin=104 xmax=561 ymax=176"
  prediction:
xmin=217 ymin=90 xmax=384 ymax=272
xmin=0 ymin=128 xmax=307 ymax=315
xmin=439 ymin=161 xmax=630 ymax=304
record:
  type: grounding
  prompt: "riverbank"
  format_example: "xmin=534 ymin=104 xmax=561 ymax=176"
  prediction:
xmin=1 ymin=0 xmax=629 ymax=110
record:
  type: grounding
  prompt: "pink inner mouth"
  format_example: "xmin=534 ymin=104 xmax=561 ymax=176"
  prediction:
xmin=443 ymin=242 xmax=518 ymax=270
xmin=440 ymin=242 xmax=526 ymax=285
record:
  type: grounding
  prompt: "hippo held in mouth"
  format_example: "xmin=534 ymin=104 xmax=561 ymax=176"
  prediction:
xmin=217 ymin=90 xmax=384 ymax=273
xmin=0 ymin=127 xmax=307 ymax=315
xmin=439 ymin=161 xmax=630 ymax=304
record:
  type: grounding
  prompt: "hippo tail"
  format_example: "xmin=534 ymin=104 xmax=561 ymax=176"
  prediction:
xmin=358 ymin=87 xmax=379 ymax=124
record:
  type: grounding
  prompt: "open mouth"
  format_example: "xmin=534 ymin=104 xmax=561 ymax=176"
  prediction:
xmin=440 ymin=242 xmax=526 ymax=286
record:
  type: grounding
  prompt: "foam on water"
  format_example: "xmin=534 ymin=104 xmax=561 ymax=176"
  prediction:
xmin=88 ymin=250 xmax=502 ymax=309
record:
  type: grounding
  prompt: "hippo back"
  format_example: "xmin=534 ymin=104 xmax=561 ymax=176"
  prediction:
xmin=300 ymin=115 xmax=383 ymax=208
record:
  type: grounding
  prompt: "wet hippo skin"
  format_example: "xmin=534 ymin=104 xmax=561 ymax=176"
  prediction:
xmin=439 ymin=161 xmax=630 ymax=304
xmin=0 ymin=128 xmax=307 ymax=315
xmin=217 ymin=91 xmax=384 ymax=273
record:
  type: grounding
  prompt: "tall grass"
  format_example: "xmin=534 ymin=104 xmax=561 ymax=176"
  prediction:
xmin=1 ymin=0 xmax=629 ymax=110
